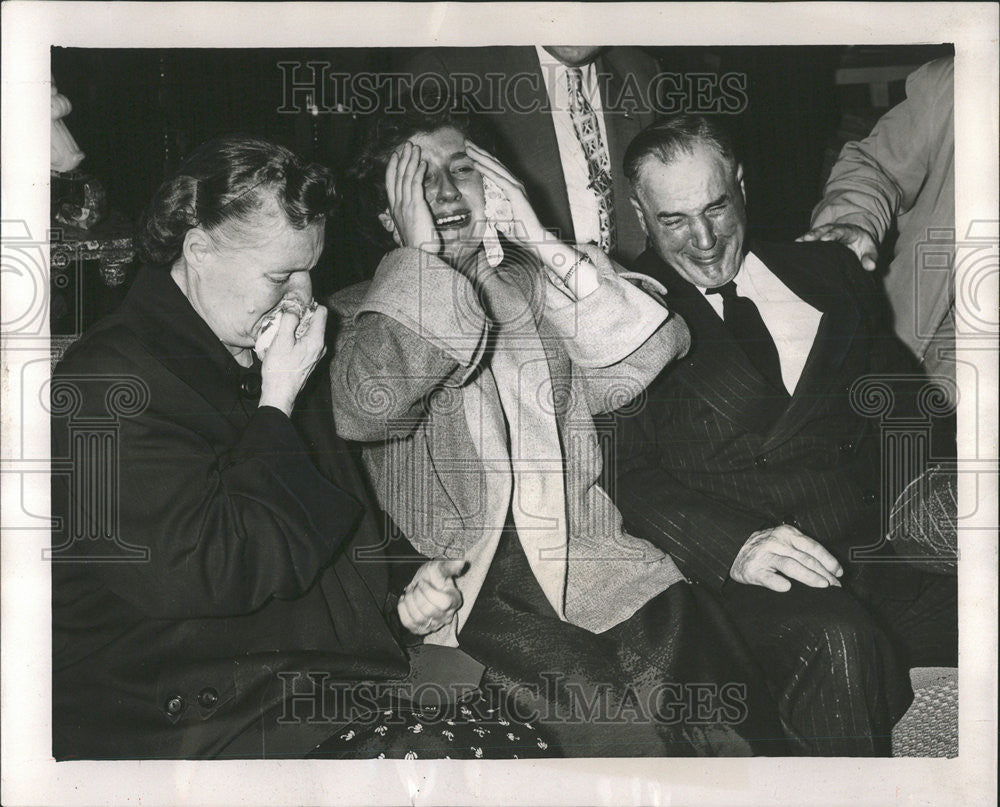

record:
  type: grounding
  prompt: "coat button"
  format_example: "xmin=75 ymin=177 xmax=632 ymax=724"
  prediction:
xmin=754 ymin=455 xmax=768 ymax=468
xmin=240 ymin=373 xmax=262 ymax=398
xmin=862 ymin=490 xmax=878 ymax=505
xmin=198 ymin=687 xmax=219 ymax=709
xmin=164 ymin=695 xmax=185 ymax=716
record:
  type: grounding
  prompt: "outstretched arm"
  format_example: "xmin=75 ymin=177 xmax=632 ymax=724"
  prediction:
xmin=800 ymin=60 xmax=951 ymax=269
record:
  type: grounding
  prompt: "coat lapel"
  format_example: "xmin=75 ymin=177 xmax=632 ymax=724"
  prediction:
xmin=503 ymin=47 xmax=573 ymax=243
xmin=598 ymin=52 xmax=649 ymax=262
xmin=751 ymin=242 xmax=862 ymax=451
xmin=118 ymin=267 xmax=254 ymax=430
xmin=636 ymin=244 xmax=864 ymax=442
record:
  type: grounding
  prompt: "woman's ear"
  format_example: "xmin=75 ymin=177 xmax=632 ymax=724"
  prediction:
xmin=378 ymin=210 xmax=403 ymax=247
xmin=181 ymin=227 xmax=214 ymax=273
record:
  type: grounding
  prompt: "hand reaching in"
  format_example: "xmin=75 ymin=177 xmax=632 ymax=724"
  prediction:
xmin=797 ymin=222 xmax=879 ymax=271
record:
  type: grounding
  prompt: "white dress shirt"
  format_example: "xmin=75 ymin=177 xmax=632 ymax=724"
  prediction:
xmin=534 ymin=46 xmax=610 ymax=246
xmin=700 ymin=251 xmax=823 ymax=394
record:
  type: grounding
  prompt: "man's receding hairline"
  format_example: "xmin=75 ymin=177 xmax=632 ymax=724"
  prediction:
xmin=630 ymin=140 xmax=739 ymax=186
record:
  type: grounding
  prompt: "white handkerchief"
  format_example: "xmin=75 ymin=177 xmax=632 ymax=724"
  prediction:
xmin=482 ymin=220 xmax=504 ymax=268
xmin=254 ymin=296 xmax=318 ymax=360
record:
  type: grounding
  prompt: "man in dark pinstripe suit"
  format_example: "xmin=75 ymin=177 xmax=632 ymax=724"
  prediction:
xmin=615 ymin=115 xmax=957 ymax=755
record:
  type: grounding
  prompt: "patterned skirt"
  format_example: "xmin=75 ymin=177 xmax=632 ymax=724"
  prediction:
xmin=307 ymin=689 xmax=555 ymax=759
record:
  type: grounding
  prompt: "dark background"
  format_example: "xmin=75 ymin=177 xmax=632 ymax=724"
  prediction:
xmin=50 ymin=44 xmax=953 ymax=304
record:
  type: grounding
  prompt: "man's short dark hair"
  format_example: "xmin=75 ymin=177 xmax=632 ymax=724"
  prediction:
xmin=623 ymin=114 xmax=738 ymax=185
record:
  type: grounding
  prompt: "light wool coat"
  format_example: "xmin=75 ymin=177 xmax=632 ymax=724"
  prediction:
xmin=329 ymin=245 xmax=691 ymax=645
xmin=811 ymin=57 xmax=954 ymax=382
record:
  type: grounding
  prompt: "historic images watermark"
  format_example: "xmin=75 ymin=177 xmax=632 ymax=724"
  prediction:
xmin=847 ymin=221 xmax=1000 ymax=565
xmin=3 ymin=218 xmax=152 ymax=562
xmin=47 ymin=372 xmax=152 ymax=563
xmin=276 ymin=672 xmax=749 ymax=729
xmin=915 ymin=220 xmax=998 ymax=344
xmin=2 ymin=219 xmax=51 ymax=339
xmin=277 ymin=63 xmax=749 ymax=116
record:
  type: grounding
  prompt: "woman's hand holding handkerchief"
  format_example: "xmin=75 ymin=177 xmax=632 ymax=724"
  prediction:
xmin=256 ymin=294 xmax=327 ymax=416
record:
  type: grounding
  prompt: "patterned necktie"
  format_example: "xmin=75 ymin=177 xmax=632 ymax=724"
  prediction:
xmin=565 ymin=66 xmax=616 ymax=254
xmin=707 ymin=280 xmax=788 ymax=394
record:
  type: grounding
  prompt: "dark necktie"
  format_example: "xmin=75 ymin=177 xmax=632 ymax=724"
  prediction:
xmin=707 ymin=280 xmax=787 ymax=394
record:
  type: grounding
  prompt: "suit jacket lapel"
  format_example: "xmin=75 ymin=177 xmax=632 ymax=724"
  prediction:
xmin=751 ymin=242 xmax=862 ymax=451
xmin=504 ymin=47 xmax=573 ymax=243
xmin=598 ymin=53 xmax=648 ymax=263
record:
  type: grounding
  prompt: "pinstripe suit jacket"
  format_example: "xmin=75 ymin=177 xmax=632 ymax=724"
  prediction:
xmin=616 ymin=240 xmax=918 ymax=591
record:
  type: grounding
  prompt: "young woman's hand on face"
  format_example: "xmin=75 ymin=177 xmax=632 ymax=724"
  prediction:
xmin=258 ymin=304 xmax=328 ymax=416
xmin=385 ymin=142 xmax=441 ymax=256
xmin=466 ymin=141 xmax=545 ymax=244
xmin=467 ymin=140 xmax=600 ymax=298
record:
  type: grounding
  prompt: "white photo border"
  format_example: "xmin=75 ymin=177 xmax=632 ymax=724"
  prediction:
xmin=2 ymin=3 xmax=997 ymax=805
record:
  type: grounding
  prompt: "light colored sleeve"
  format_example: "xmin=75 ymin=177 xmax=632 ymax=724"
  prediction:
xmin=810 ymin=58 xmax=953 ymax=241
xmin=328 ymin=248 xmax=490 ymax=441
xmin=543 ymin=246 xmax=691 ymax=414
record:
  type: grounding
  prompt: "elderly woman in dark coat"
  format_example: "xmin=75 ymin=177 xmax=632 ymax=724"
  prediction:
xmin=50 ymin=136 xmax=550 ymax=760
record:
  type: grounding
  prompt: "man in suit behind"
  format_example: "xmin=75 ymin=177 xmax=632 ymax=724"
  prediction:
xmin=404 ymin=46 xmax=659 ymax=265
xmin=615 ymin=115 xmax=958 ymax=755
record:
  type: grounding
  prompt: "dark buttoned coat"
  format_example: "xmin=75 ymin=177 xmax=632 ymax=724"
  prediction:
xmin=51 ymin=267 xmax=409 ymax=760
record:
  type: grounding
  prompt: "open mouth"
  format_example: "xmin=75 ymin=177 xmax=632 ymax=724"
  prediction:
xmin=435 ymin=210 xmax=471 ymax=230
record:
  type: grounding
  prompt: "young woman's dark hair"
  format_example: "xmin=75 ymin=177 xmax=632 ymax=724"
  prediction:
xmin=347 ymin=90 xmax=492 ymax=251
xmin=138 ymin=135 xmax=337 ymax=267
